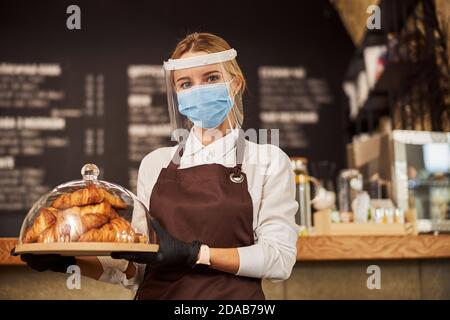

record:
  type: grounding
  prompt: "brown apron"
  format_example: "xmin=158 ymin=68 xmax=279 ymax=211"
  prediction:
xmin=135 ymin=132 xmax=265 ymax=300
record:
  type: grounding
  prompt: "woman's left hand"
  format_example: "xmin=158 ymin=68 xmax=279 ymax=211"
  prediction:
xmin=111 ymin=218 xmax=201 ymax=269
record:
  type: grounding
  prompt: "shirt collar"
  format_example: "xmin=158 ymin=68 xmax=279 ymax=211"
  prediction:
xmin=182 ymin=127 xmax=238 ymax=161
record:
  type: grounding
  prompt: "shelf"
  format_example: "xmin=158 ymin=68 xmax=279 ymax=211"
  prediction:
xmin=408 ymin=179 xmax=450 ymax=188
xmin=358 ymin=62 xmax=412 ymax=114
xmin=371 ymin=62 xmax=412 ymax=94
xmin=344 ymin=0 xmax=420 ymax=129
xmin=378 ymin=0 xmax=420 ymax=34
xmin=350 ymin=61 xmax=413 ymax=134
xmin=345 ymin=0 xmax=419 ymax=80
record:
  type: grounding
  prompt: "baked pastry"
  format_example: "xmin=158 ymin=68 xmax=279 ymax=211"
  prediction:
xmin=134 ymin=233 xmax=149 ymax=244
xmin=51 ymin=185 xmax=103 ymax=209
xmin=34 ymin=202 xmax=114 ymax=243
xmin=37 ymin=223 xmax=63 ymax=243
xmin=51 ymin=185 xmax=127 ymax=210
xmin=80 ymin=213 xmax=109 ymax=231
xmin=37 ymin=207 xmax=83 ymax=242
xmin=25 ymin=184 xmax=136 ymax=245
xmin=78 ymin=201 xmax=116 ymax=220
xmin=23 ymin=207 xmax=58 ymax=244
xmin=98 ymin=189 xmax=127 ymax=210
xmin=25 ymin=201 xmax=127 ymax=243
xmin=78 ymin=217 xmax=135 ymax=243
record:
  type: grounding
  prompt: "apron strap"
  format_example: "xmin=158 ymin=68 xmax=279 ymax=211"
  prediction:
xmin=168 ymin=143 xmax=185 ymax=170
xmin=232 ymin=130 xmax=245 ymax=177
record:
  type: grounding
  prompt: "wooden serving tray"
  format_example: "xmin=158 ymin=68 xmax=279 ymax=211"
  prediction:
xmin=14 ymin=242 xmax=159 ymax=256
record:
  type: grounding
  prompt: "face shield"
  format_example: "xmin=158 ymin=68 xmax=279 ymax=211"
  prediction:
xmin=163 ymin=49 xmax=243 ymax=143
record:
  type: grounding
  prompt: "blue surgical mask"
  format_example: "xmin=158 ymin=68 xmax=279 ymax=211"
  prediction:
xmin=177 ymin=82 xmax=234 ymax=129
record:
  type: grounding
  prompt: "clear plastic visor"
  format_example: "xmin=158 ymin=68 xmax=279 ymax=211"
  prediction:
xmin=163 ymin=49 xmax=243 ymax=143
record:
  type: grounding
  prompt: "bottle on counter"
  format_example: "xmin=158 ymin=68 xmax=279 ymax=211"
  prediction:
xmin=291 ymin=157 xmax=312 ymax=231
xmin=338 ymin=169 xmax=363 ymax=223
xmin=352 ymin=191 xmax=370 ymax=223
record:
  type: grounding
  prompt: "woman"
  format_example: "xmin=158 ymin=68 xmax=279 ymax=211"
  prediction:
xmin=20 ymin=33 xmax=299 ymax=300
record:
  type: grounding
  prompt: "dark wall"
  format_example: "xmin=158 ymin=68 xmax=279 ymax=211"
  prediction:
xmin=0 ymin=0 xmax=354 ymax=236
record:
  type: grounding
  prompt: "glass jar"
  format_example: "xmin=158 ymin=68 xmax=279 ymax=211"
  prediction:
xmin=338 ymin=169 xmax=363 ymax=222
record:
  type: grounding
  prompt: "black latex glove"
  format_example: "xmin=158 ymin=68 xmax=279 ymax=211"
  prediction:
xmin=111 ymin=218 xmax=201 ymax=269
xmin=11 ymin=248 xmax=76 ymax=273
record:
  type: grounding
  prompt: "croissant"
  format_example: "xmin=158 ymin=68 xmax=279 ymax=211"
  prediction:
xmin=35 ymin=203 xmax=113 ymax=243
xmin=108 ymin=209 xmax=120 ymax=220
xmin=51 ymin=185 xmax=103 ymax=209
xmin=51 ymin=185 xmax=127 ymax=210
xmin=37 ymin=224 xmax=61 ymax=243
xmin=77 ymin=225 xmax=117 ymax=242
xmin=98 ymin=189 xmax=127 ymax=210
xmin=37 ymin=208 xmax=83 ymax=242
xmin=79 ymin=201 xmax=116 ymax=220
xmin=78 ymin=217 xmax=135 ymax=242
xmin=23 ymin=207 xmax=58 ymax=243
xmin=80 ymin=213 xmax=109 ymax=230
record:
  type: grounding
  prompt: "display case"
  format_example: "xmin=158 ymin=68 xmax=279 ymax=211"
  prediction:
xmin=392 ymin=130 xmax=450 ymax=233
xmin=14 ymin=164 xmax=158 ymax=256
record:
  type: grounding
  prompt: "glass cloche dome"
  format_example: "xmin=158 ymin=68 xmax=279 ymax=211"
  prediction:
xmin=15 ymin=164 xmax=158 ymax=255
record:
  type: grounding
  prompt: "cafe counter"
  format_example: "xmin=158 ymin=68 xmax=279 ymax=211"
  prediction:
xmin=1 ymin=235 xmax=450 ymax=299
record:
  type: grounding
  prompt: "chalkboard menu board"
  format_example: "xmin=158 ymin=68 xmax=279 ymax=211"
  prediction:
xmin=0 ymin=0 xmax=354 ymax=236
xmin=258 ymin=66 xmax=333 ymax=150
xmin=127 ymin=65 xmax=171 ymax=192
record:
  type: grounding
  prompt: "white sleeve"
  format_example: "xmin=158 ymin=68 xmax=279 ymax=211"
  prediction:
xmin=97 ymin=257 xmax=144 ymax=292
xmin=236 ymin=147 xmax=299 ymax=282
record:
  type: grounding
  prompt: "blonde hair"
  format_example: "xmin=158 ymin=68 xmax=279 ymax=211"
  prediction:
xmin=171 ymin=32 xmax=246 ymax=126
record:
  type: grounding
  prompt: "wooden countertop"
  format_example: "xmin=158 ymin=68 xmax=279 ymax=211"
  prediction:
xmin=297 ymin=234 xmax=450 ymax=261
xmin=1 ymin=235 xmax=450 ymax=265
xmin=0 ymin=238 xmax=23 ymax=265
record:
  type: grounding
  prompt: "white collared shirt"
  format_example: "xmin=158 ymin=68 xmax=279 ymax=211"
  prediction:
xmin=98 ymin=129 xmax=300 ymax=291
